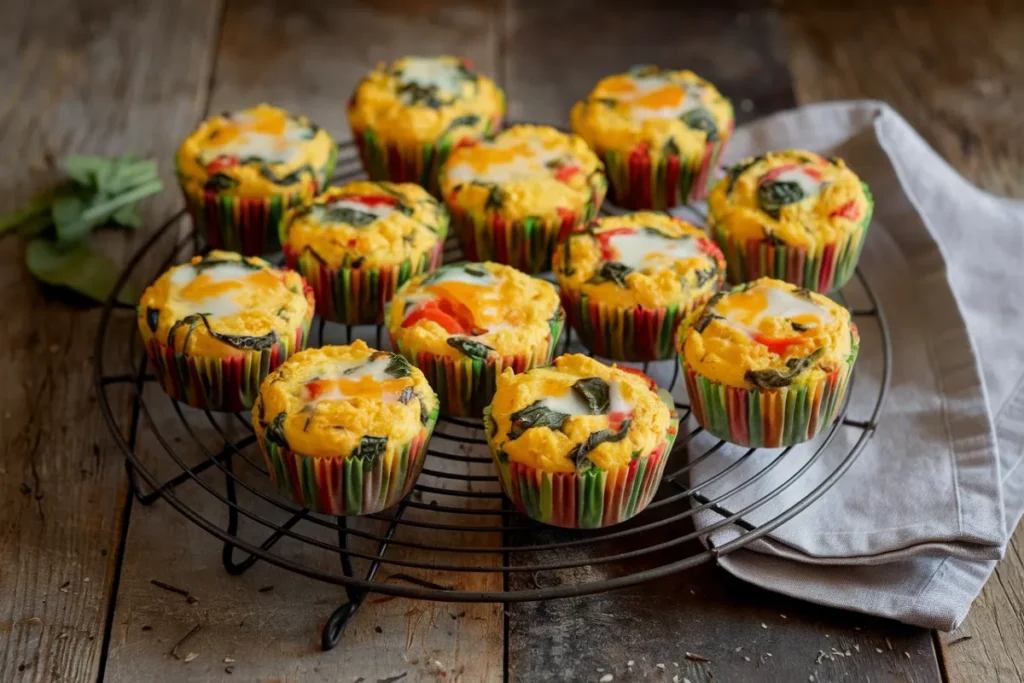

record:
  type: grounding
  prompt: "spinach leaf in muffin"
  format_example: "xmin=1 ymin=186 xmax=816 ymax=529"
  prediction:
xmin=508 ymin=401 xmax=571 ymax=440
xmin=680 ymin=107 xmax=719 ymax=142
xmin=447 ymin=336 xmax=494 ymax=360
xmin=745 ymin=348 xmax=825 ymax=389
xmin=572 ymin=377 xmax=610 ymax=414
xmin=725 ymin=155 xmax=763 ymax=195
xmin=570 ymin=419 xmax=632 ymax=473
xmin=589 ymin=261 xmax=633 ymax=288
xmin=757 ymin=180 xmax=805 ymax=219
xmin=264 ymin=412 xmax=290 ymax=449
xmin=145 ymin=307 xmax=160 ymax=332
xmin=352 ymin=435 xmax=388 ymax=466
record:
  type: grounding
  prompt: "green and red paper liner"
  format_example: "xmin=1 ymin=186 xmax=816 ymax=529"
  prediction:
xmin=447 ymin=182 xmax=607 ymax=275
xmin=258 ymin=407 xmax=439 ymax=516
xmin=389 ymin=311 xmax=565 ymax=418
xmin=176 ymin=148 xmax=338 ymax=256
xmin=145 ymin=315 xmax=312 ymax=412
xmin=351 ymin=114 xmax=502 ymax=197
xmin=681 ymin=342 xmax=858 ymax=448
xmin=600 ymin=122 xmax=734 ymax=210
xmin=485 ymin=389 xmax=680 ymax=529
xmin=710 ymin=184 xmax=874 ymax=293
xmin=284 ymin=241 xmax=444 ymax=325
xmin=560 ymin=284 xmax=721 ymax=362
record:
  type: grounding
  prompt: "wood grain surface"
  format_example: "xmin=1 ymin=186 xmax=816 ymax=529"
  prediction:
xmin=0 ymin=2 xmax=221 ymax=682
xmin=1 ymin=1 xmax=1021 ymax=682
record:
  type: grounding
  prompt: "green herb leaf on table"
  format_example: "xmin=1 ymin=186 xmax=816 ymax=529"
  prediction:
xmin=26 ymin=239 xmax=132 ymax=305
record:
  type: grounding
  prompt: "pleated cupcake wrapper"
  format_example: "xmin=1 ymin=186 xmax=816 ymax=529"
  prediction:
xmin=390 ymin=313 xmax=564 ymax=418
xmin=144 ymin=318 xmax=311 ymax=412
xmin=177 ymin=148 xmax=338 ymax=256
xmin=681 ymin=350 xmax=856 ymax=448
xmin=284 ymin=241 xmax=444 ymax=325
xmin=449 ymin=189 xmax=605 ymax=274
xmin=259 ymin=413 xmax=438 ymax=516
xmin=601 ymin=124 xmax=733 ymax=211
xmin=352 ymin=117 xmax=502 ymax=197
xmin=485 ymin=390 xmax=680 ymax=529
xmin=560 ymin=287 xmax=719 ymax=362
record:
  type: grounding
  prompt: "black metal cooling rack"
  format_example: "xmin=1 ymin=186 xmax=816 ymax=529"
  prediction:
xmin=95 ymin=141 xmax=891 ymax=651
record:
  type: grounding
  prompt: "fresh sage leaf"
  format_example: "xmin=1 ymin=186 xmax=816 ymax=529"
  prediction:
xmin=26 ymin=239 xmax=131 ymax=304
xmin=0 ymin=191 xmax=56 ymax=236
xmin=447 ymin=336 xmax=494 ymax=360
xmin=569 ymin=419 xmax=632 ymax=472
xmin=572 ymin=377 xmax=610 ymax=414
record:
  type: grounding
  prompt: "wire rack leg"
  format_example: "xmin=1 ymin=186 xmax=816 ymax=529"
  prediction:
xmin=321 ymin=502 xmax=408 ymax=651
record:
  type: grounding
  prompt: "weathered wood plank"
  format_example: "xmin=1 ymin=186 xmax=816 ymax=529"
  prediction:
xmin=784 ymin=3 xmax=1024 ymax=681
xmin=503 ymin=2 xmax=942 ymax=682
xmin=104 ymin=2 xmax=506 ymax=681
xmin=0 ymin=1 xmax=222 ymax=682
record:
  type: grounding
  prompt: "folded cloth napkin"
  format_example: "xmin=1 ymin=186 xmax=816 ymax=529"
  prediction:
xmin=680 ymin=101 xmax=1024 ymax=630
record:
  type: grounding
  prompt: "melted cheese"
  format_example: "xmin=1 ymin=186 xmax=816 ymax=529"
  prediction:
xmin=605 ymin=230 xmax=704 ymax=270
xmin=716 ymin=285 xmax=833 ymax=333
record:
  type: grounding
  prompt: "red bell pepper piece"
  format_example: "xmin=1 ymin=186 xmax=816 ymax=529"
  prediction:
xmin=344 ymin=194 xmax=399 ymax=208
xmin=607 ymin=410 xmax=631 ymax=432
xmin=402 ymin=301 xmax=467 ymax=334
xmin=553 ymin=163 xmax=580 ymax=182
xmin=752 ymin=332 xmax=805 ymax=355
xmin=206 ymin=155 xmax=240 ymax=173
xmin=594 ymin=227 xmax=636 ymax=260
xmin=829 ymin=199 xmax=861 ymax=221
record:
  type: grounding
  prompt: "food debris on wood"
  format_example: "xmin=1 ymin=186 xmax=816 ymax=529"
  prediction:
xmin=151 ymin=579 xmax=198 ymax=604
xmin=59 ymin=581 xmax=70 ymax=593
xmin=885 ymin=637 xmax=893 ymax=650
xmin=183 ymin=652 xmax=198 ymax=663
xmin=141 ymin=625 xmax=152 ymax=632
xmin=225 ymin=666 xmax=234 ymax=675
xmin=224 ymin=657 xmax=235 ymax=663
xmin=684 ymin=652 xmax=709 ymax=663
xmin=780 ymin=614 xmax=787 ymax=619
xmin=169 ymin=622 xmax=202 ymax=660
xmin=599 ymin=675 xmax=614 ymax=683
xmin=375 ymin=626 xmax=383 ymax=634
xmin=257 ymin=585 xmax=274 ymax=593
xmin=655 ymin=663 xmax=665 ymax=670
xmin=743 ymin=656 xmax=751 ymax=662
xmin=761 ymin=623 xmax=768 ymax=629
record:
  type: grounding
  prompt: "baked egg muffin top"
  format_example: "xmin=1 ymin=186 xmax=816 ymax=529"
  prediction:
xmin=553 ymin=212 xmax=724 ymax=310
xmin=283 ymin=181 xmax=448 ymax=269
xmin=347 ymin=56 xmax=504 ymax=146
xmin=485 ymin=354 xmax=673 ymax=473
xmin=252 ymin=341 xmax=438 ymax=460
xmin=708 ymin=150 xmax=873 ymax=250
xmin=176 ymin=104 xmax=335 ymax=198
xmin=571 ymin=66 xmax=734 ymax=158
xmin=440 ymin=124 xmax=605 ymax=221
xmin=387 ymin=261 xmax=562 ymax=359
xmin=138 ymin=250 xmax=312 ymax=357
xmin=681 ymin=277 xmax=857 ymax=390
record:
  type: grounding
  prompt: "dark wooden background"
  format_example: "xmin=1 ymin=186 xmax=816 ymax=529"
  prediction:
xmin=2 ymin=1 xmax=1022 ymax=681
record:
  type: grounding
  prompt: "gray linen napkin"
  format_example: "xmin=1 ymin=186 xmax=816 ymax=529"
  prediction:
xmin=680 ymin=101 xmax=1024 ymax=630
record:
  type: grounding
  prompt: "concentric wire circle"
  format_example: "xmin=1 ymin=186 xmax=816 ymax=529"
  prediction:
xmin=94 ymin=141 xmax=891 ymax=602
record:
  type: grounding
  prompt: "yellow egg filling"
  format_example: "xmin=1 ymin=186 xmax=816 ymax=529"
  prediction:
xmin=553 ymin=211 xmax=724 ymax=309
xmin=486 ymin=354 xmax=670 ymax=473
xmin=680 ymin=277 xmax=856 ymax=390
xmin=708 ymin=149 xmax=873 ymax=250
xmin=176 ymin=104 xmax=335 ymax=199
xmin=282 ymin=181 xmax=449 ymax=269
xmin=252 ymin=341 xmax=437 ymax=460
xmin=137 ymin=250 xmax=311 ymax=358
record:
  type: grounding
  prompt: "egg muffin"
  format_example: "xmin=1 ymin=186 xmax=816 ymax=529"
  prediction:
xmin=138 ymin=250 xmax=314 ymax=411
xmin=176 ymin=104 xmax=337 ymax=255
xmin=386 ymin=261 xmax=564 ymax=417
xmin=281 ymin=181 xmax=449 ymax=325
xmin=252 ymin=342 xmax=439 ymax=515
xmin=439 ymin=124 xmax=607 ymax=274
xmin=553 ymin=212 xmax=725 ymax=362
xmin=708 ymin=150 xmax=874 ymax=293
xmin=347 ymin=56 xmax=505 ymax=196
xmin=678 ymin=277 xmax=859 ymax=447
xmin=483 ymin=354 xmax=678 ymax=528
xmin=570 ymin=65 xmax=733 ymax=210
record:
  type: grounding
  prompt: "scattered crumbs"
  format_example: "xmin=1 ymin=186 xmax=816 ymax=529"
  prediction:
xmin=780 ymin=614 xmax=787 ymax=619
xmin=656 ymin=663 xmax=665 ymax=670
xmin=628 ymin=660 xmax=635 ymax=667
xmin=683 ymin=679 xmax=692 ymax=683
xmin=257 ymin=585 xmax=274 ymax=593
xmin=83 ymin=578 xmax=90 ymax=583
xmin=766 ymin=653 xmax=772 ymax=658
xmin=761 ymin=623 xmax=768 ymax=629
xmin=743 ymin=656 xmax=750 ymax=662
xmin=672 ymin=676 xmax=680 ymax=683
xmin=844 ymin=650 xmax=851 ymax=657
xmin=815 ymin=650 xmax=827 ymax=665
xmin=59 ymin=581 xmax=70 ymax=593
xmin=600 ymin=675 xmax=614 ymax=683
xmin=809 ymin=676 xmax=815 ymax=682
xmin=141 ymin=625 xmax=152 ymax=632
xmin=375 ymin=626 xmax=383 ymax=634
xmin=825 ymin=634 xmax=830 ymax=639
xmin=684 ymin=652 xmax=709 ymax=663
xmin=854 ymin=626 xmax=861 ymax=631
xmin=875 ymin=648 xmax=884 ymax=654
xmin=225 ymin=666 xmax=234 ymax=675
xmin=885 ymin=637 xmax=893 ymax=651
xmin=904 ymin=652 xmax=911 ymax=660
xmin=184 ymin=652 xmax=198 ymax=663
xmin=689 ymin=590 xmax=695 ymax=595
xmin=673 ymin=662 xmax=679 ymax=667
xmin=224 ymin=657 xmax=235 ymax=663
xmin=854 ymin=644 xmax=860 ymax=652
xmin=58 ymin=632 xmax=69 ymax=639
xmin=734 ymin=646 xmax=742 ymax=653
xmin=597 ymin=668 xmax=604 ymax=672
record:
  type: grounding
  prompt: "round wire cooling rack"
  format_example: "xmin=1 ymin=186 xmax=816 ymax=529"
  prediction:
xmin=95 ymin=141 xmax=892 ymax=650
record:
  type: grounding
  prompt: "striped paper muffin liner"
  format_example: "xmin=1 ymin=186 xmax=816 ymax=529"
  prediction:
xmin=448 ymin=186 xmax=606 ymax=275
xmin=710 ymin=187 xmax=874 ymax=293
xmin=680 ymin=340 xmax=858 ymax=448
xmin=351 ymin=115 xmax=502 ymax=197
xmin=389 ymin=312 xmax=565 ymax=418
xmin=283 ymin=240 xmax=444 ymax=325
xmin=560 ymin=285 xmax=721 ymax=362
xmin=177 ymin=148 xmax=338 ymax=256
xmin=258 ymin=408 xmax=438 ymax=516
xmin=145 ymin=317 xmax=312 ymax=412
xmin=601 ymin=123 xmax=733 ymax=211
xmin=484 ymin=390 xmax=679 ymax=529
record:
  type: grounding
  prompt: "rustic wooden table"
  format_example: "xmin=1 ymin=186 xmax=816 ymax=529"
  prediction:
xmin=3 ymin=1 xmax=1022 ymax=681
